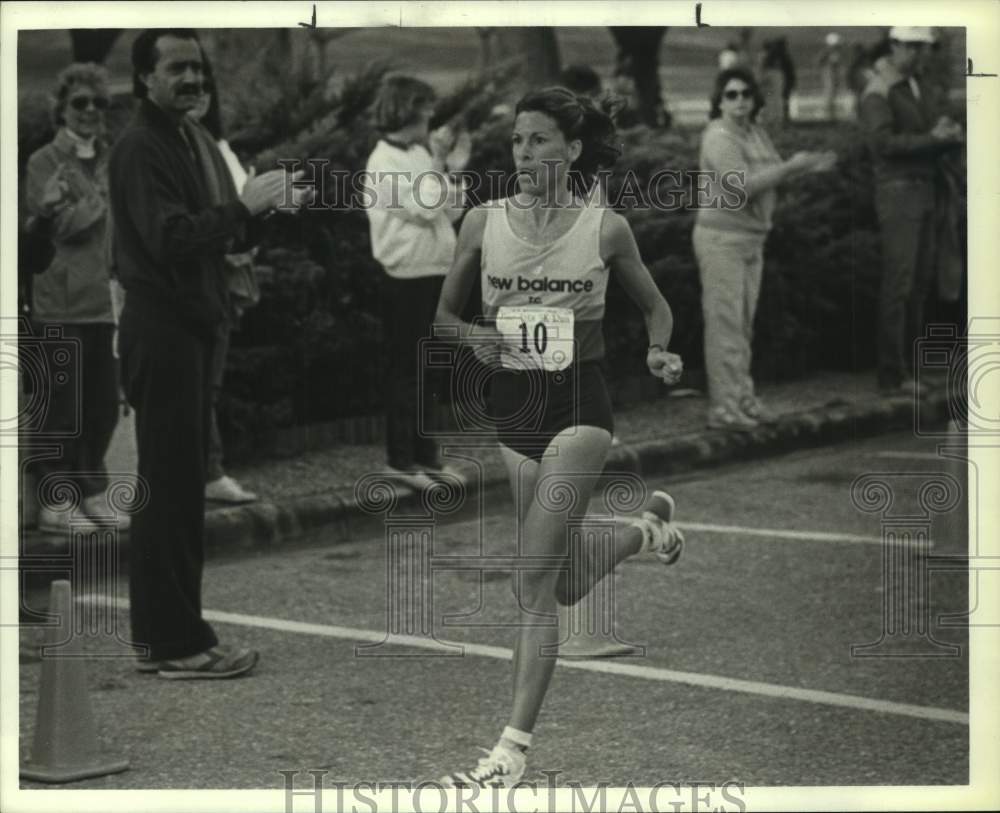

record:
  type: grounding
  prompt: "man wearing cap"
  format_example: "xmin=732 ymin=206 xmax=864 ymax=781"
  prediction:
xmin=859 ymin=26 xmax=963 ymax=395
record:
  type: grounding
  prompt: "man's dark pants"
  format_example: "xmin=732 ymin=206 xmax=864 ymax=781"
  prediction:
xmin=118 ymin=303 xmax=219 ymax=661
xmin=381 ymin=274 xmax=444 ymax=470
xmin=874 ymin=179 xmax=937 ymax=389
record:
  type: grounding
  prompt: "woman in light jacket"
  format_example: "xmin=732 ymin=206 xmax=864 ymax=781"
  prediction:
xmin=364 ymin=75 xmax=469 ymax=489
xmin=25 ymin=62 xmax=128 ymax=533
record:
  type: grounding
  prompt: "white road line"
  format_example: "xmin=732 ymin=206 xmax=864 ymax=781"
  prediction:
xmin=675 ymin=522 xmax=918 ymax=546
xmin=871 ymin=452 xmax=950 ymax=461
xmin=81 ymin=597 xmax=967 ymax=726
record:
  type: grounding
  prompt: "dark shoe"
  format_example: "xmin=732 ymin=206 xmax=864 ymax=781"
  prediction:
xmin=157 ymin=646 xmax=259 ymax=680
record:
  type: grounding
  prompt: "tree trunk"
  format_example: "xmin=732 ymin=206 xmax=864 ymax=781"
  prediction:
xmin=609 ymin=27 xmax=669 ymax=128
xmin=69 ymin=29 xmax=122 ymax=64
xmin=492 ymin=28 xmax=562 ymax=93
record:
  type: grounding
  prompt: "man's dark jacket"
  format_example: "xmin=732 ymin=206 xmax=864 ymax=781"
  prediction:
xmin=858 ymin=62 xmax=955 ymax=185
xmin=109 ymin=98 xmax=253 ymax=339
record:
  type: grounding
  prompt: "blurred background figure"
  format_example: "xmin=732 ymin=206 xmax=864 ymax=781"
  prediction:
xmin=757 ymin=37 xmax=795 ymax=127
xmin=24 ymin=62 xmax=127 ymax=533
xmin=718 ymin=41 xmax=741 ymax=71
xmin=188 ymin=57 xmax=260 ymax=505
xmin=818 ymin=32 xmax=845 ymax=121
xmin=609 ymin=26 xmax=670 ymax=128
xmin=694 ymin=67 xmax=836 ymax=431
xmin=610 ymin=53 xmax=642 ymax=127
xmin=858 ymin=26 xmax=964 ymax=395
xmin=365 ymin=75 xmax=469 ymax=491
xmin=847 ymin=40 xmax=877 ymax=115
xmin=559 ymin=64 xmax=603 ymax=101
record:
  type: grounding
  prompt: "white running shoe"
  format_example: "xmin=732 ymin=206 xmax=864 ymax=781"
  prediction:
xmin=37 ymin=507 xmax=101 ymax=535
xmin=642 ymin=490 xmax=684 ymax=566
xmin=382 ymin=466 xmax=436 ymax=491
xmin=440 ymin=744 xmax=526 ymax=788
xmin=205 ymin=475 xmax=259 ymax=504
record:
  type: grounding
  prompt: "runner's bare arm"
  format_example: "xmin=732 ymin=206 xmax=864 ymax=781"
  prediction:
xmin=601 ymin=211 xmax=673 ymax=349
xmin=435 ymin=205 xmax=493 ymax=345
xmin=602 ymin=211 xmax=682 ymax=382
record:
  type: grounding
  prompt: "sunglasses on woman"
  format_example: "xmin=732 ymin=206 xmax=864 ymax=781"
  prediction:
xmin=723 ymin=89 xmax=753 ymax=100
xmin=69 ymin=95 xmax=110 ymax=112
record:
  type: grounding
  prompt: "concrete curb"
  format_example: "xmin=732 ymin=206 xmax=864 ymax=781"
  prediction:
xmin=200 ymin=389 xmax=950 ymax=553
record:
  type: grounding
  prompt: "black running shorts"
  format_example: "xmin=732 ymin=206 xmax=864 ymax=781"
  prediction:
xmin=488 ymin=361 xmax=615 ymax=461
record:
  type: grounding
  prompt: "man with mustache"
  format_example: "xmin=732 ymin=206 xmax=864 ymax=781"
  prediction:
xmin=109 ymin=29 xmax=308 ymax=678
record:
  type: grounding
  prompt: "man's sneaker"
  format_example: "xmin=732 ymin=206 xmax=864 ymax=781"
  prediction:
xmin=157 ymin=646 xmax=259 ymax=680
xmin=739 ymin=396 xmax=778 ymax=425
xmin=706 ymin=405 xmax=758 ymax=433
xmin=440 ymin=744 xmax=526 ymax=789
xmin=642 ymin=490 xmax=684 ymax=566
xmin=135 ymin=658 xmax=161 ymax=674
xmin=383 ymin=465 xmax=436 ymax=491
xmin=205 ymin=475 xmax=259 ymax=504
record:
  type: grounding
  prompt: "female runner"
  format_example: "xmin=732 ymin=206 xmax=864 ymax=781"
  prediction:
xmin=434 ymin=87 xmax=685 ymax=786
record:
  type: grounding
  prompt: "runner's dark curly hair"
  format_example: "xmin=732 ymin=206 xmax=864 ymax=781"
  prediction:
xmin=515 ymin=86 xmax=623 ymax=196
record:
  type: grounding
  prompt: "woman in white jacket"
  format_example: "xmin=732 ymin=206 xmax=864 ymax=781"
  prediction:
xmin=365 ymin=75 xmax=469 ymax=489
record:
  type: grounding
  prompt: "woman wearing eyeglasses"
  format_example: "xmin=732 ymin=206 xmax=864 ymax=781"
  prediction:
xmin=694 ymin=67 xmax=835 ymax=431
xmin=24 ymin=63 xmax=126 ymax=533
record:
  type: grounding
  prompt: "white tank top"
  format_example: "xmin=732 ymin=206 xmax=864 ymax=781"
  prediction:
xmin=481 ymin=196 xmax=609 ymax=364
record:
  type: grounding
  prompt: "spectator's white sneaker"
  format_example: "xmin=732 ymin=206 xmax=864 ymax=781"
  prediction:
xmin=383 ymin=466 xmax=436 ymax=491
xmin=440 ymin=744 xmax=526 ymax=788
xmin=37 ymin=507 xmax=101 ymax=534
xmin=205 ymin=475 xmax=259 ymax=504
xmin=641 ymin=490 xmax=685 ymax=566
xmin=707 ymin=405 xmax=759 ymax=433
xmin=419 ymin=462 xmax=467 ymax=486
xmin=82 ymin=493 xmax=131 ymax=530
xmin=739 ymin=396 xmax=779 ymax=425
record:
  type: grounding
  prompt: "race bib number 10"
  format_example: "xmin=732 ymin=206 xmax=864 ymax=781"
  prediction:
xmin=496 ymin=306 xmax=574 ymax=371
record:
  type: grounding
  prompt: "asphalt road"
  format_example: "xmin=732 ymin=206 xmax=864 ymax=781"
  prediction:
xmin=19 ymin=430 xmax=971 ymax=791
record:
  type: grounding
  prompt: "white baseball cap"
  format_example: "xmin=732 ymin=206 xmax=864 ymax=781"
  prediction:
xmin=825 ymin=33 xmax=841 ymax=46
xmin=889 ymin=26 xmax=936 ymax=43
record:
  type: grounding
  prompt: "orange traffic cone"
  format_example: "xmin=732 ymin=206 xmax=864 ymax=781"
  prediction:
xmin=20 ymin=580 xmax=130 ymax=783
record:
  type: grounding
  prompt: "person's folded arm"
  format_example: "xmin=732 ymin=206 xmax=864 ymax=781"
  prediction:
xmin=859 ymin=93 xmax=955 ymax=157
xmin=111 ymin=134 xmax=251 ymax=265
xmin=703 ymin=129 xmax=798 ymax=201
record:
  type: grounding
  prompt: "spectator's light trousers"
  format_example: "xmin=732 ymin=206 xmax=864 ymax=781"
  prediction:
xmin=693 ymin=224 xmax=767 ymax=412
